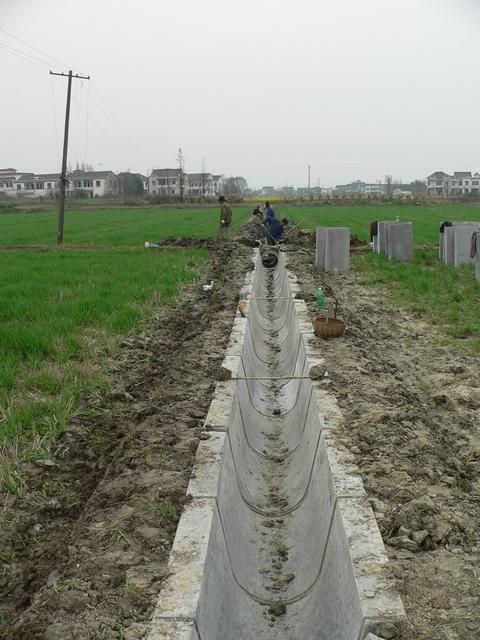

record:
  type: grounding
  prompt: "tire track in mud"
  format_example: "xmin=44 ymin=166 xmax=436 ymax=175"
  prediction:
xmin=0 ymin=243 xmax=253 ymax=640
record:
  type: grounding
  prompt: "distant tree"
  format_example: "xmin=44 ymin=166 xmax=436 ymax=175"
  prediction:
xmin=223 ymin=177 xmax=241 ymax=195
xmin=73 ymin=189 xmax=89 ymax=199
xmin=117 ymin=173 xmax=144 ymax=196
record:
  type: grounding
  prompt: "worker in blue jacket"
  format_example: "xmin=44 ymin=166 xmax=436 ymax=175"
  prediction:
xmin=265 ymin=217 xmax=289 ymax=244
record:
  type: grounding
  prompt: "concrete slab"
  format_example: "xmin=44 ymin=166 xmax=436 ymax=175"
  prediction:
xmin=386 ymin=222 xmax=413 ymax=262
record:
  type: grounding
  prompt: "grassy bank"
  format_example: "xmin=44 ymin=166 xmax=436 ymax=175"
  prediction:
xmin=354 ymin=249 xmax=480 ymax=352
xmin=0 ymin=248 xmax=208 ymax=491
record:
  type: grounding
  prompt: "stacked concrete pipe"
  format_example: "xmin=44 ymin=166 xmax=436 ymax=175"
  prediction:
xmin=148 ymin=250 xmax=405 ymax=640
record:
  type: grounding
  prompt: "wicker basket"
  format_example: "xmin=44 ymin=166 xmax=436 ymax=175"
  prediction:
xmin=314 ymin=316 xmax=346 ymax=338
xmin=314 ymin=299 xmax=346 ymax=338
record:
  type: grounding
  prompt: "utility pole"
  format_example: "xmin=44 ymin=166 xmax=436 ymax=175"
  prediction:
xmin=50 ymin=70 xmax=90 ymax=244
xmin=177 ymin=147 xmax=185 ymax=203
xmin=202 ymin=157 xmax=206 ymax=198
xmin=308 ymin=164 xmax=311 ymax=190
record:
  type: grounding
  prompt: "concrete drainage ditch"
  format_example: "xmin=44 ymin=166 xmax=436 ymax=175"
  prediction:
xmin=147 ymin=250 xmax=405 ymax=640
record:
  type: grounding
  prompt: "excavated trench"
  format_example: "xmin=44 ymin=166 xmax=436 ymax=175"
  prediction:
xmin=149 ymin=250 xmax=404 ymax=640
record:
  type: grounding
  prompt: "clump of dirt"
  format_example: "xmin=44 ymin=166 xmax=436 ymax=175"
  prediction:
xmin=0 ymin=242 xmax=253 ymax=640
xmin=156 ymin=235 xmax=217 ymax=248
xmin=286 ymin=244 xmax=480 ymax=640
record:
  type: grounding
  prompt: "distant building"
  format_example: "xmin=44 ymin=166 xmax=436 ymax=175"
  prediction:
xmin=149 ymin=168 xmax=187 ymax=197
xmin=426 ymin=170 xmax=480 ymax=196
xmin=69 ymin=170 xmax=117 ymax=197
xmin=187 ymin=173 xmax=215 ymax=197
xmin=450 ymin=171 xmax=473 ymax=196
xmin=334 ymin=180 xmax=366 ymax=195
xmin=211 ymin=174 xmax=225 ymax=196
xmin=0 ymin=168 xmax=33 ymax=197
xmin=260 ymin=186 xmax=276 ymax=196
xmin=276 ymin=186 xmax=296 ymax=196
xmin=426 ymin=171 xmax=452 ymax=196
xmin=364 ymin=183 xmax=385 ymax=196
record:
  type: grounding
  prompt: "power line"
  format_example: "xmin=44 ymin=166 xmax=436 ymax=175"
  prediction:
xmin=0 ymin=40 xmax=51 ymax=71
xmin=90 ymin=80 xmax=154 ymax=167
xmin=0 ymin=26 xmax=67 ymax=68
xmin=0 ymin=29 xmax=150 ymax=172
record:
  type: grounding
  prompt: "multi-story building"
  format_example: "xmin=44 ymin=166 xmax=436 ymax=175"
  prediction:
xmin=0 ymin=168 xmax=31 ymax=197
xmin=364 ymin=183 xmax=385 ymax=196
xmin=426 ymin=170 xmax=480 ymax=196
xmin=69 ymin=170 xmax=117 ymax=197
xmin=0 ymin=168 xmax=117 ymax=198
xmin=187 ymin=173 xmax=216 ymax=197
xmin=334 ymin=180 xmax=366 ymax=195
xmin=211 ymin=174 xmax=224 ymax=196
xmin=149 ymin=168 xmax=187 ymax=197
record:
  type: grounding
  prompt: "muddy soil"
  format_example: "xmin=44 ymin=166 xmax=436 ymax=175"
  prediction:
xmin=286 ymin=245 xmax=480 ymax=640
xmin=0 ymin=242 xmax=253 ymax=640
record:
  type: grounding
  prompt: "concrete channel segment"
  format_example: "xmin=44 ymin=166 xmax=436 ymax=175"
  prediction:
xmin=475 ymin=233 xmax=480 ymax=281
xmin=315 ymin=227 xmax=351 ymax=272
xmin=442 ymin=222 xmax=480 ymax=268
xmin=386 ymin=222 xmax=413 ymax=262
xmin=148 ymin=250 xmax=405 ymax=640
xmin=376 ymin=221 xmax=390 ymax=255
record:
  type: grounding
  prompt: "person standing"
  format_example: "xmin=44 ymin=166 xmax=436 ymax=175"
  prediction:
xmin=218 ymin=196 xmax=232 ymax=241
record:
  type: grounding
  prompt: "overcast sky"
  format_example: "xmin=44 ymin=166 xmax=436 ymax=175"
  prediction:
xmin=1 ymin=0 xmax=480 ymax=188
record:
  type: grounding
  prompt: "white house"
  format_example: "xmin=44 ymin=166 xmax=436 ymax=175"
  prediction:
xmin=211 ymin=174 xmax=225 ymax=196
xmin=187 ymin=173 xmax=216 ymax=197
xmin=365 ymin=183 xmax=385 ymax=196
xmin=0 ymin=168 xmax=30 ymax=197
xmin=426 ymin=170 xmax=480 ymax=196
xmin=149 ymin=168 xmax=187 ymax=197
xmin=68 ymin=170 xmax=116 ymax=197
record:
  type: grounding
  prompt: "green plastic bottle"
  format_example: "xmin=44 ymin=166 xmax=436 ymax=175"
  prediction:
xmin=316 ymin=287 xmax=325 ymax=310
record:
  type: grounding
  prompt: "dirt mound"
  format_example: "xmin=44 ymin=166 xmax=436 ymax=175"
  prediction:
xmin=0 ymin=242 xmax=253 ymax=640
xmin=287 ymin=248 xmax=480 ymax=640
xmin=156 ymin=235 xmax=217 ymax=248
xmin=237 ymin=215 xmax=265 ymax=246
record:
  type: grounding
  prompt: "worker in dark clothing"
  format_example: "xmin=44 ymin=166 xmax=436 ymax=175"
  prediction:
xmin=263 ymin=201 xmax=276 ymax=221
xmin=265 ymin=217 xmax=289 ymax=244
xmin=218 ymin=195 xmax=232 ymax=241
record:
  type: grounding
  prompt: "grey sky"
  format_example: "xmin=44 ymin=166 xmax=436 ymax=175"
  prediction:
xmin=1 ymin=0 xmax=479 ymax=188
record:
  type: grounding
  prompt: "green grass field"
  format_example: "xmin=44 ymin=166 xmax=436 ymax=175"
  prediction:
xmin=2 ymin=202 xmax=480 ymax=246
xmin=1 ymin=201 xmax=479 ymax=490
xmin=0 ymin=206 xmax=252 ymax=246
xmin=0 ymin=245 xmax=207 ymax=491
xmin=273 ymin=202 xmax=480 ymax=244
